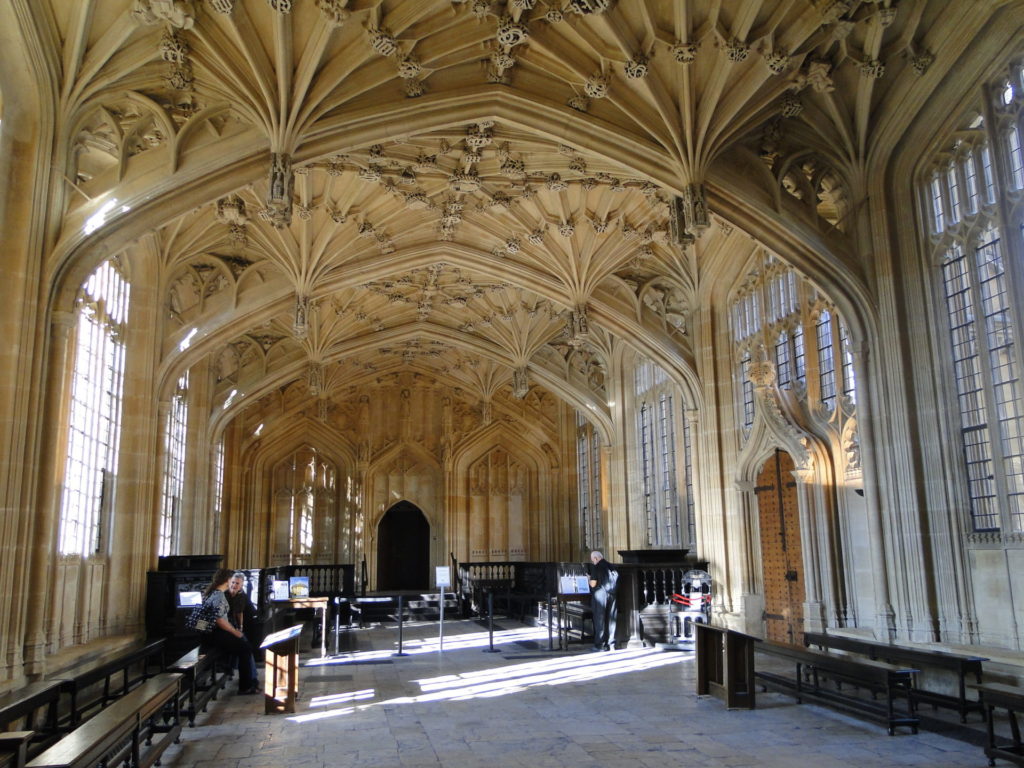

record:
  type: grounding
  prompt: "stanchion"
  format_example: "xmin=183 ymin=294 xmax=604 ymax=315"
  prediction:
xmin=394 ymin=594 xmax=408 ymax=656
xmin=438 ymin=586 xmax=445 ymax=650
xmin=547 ymin=593 xmax=554 ymax=651
xmin=333 ymin=596 xmax=340 ymax=656
xmin=484 ymin=589 xmax=500 ymax=653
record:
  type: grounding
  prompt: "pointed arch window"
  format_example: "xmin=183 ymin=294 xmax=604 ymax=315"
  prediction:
xmin=58 ymin=259 xmax=130 ymax=556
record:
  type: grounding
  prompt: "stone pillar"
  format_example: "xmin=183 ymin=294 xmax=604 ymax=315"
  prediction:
xmin=22 ymin=311 xmax=76 ymax=675
xmin=107 ymin=242 xmax=163 ymax=636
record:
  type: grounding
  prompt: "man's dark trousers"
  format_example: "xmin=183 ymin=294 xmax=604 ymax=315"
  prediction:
xmin=592 ymin=587 xmax=617 ymax=650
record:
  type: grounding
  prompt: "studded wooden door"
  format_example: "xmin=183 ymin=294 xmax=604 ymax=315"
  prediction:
xmin=755 ymin=450 xmax=805 ymax=645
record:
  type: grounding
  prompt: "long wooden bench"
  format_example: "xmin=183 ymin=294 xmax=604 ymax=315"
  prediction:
xmin=26 ymin=674 xmax=181 ymax=768
xmin=756 ymin=641 xmax=920 ymax=735
xmin=804 ymin=631 xmax=987 ymax=722
xmin=0 ymin=681 xmax=68 ymax=768
xmin=60 ymin=640 xmax=166 ymax=728
xmin=972 ymin=682 xmax=1024 ymax=767
xmin=166 ymin=648 xmax=229 ymax=726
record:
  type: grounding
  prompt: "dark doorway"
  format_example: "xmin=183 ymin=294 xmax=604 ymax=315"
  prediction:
xmin=755 ymin=449 xmax=806 ymax=645
xmin=377 ymin=501 xmax=430 ymax=591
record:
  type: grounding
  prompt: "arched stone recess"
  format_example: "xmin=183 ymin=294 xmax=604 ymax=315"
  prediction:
xmin=774 ymin=152 xmax=853 ymax=233
xmin=364 ymin=442 xmax=444 ymax=592
xmin=734 ymin=360 xmax=846 ymax=639
xmin=450 ymin=422 xmax=555 ymax=566
xmin=237 ymin=416 xmax=357 ymax=568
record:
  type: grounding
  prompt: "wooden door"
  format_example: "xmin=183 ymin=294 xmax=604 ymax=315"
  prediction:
xmin=755 ymin=450 xmax=805 ymax=645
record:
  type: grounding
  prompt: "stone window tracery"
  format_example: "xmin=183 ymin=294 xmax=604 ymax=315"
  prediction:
xmin=729 ymin=254 xmax=859 ymax=434
xmin=58 ymin=259 xmax=130 ymax=556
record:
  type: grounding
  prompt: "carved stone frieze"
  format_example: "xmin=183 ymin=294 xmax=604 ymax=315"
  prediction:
xmin=316 ymin=0 xmax=349 ymax=26
xmin=132 ymin=0 xmax=195 ymax=29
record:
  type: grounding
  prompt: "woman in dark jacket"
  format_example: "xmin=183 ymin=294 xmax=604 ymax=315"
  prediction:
xmin=201 ymin=568 xmax=258 ymax=694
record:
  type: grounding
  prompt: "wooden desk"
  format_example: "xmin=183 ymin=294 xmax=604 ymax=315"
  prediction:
xmin=554 ymin=595 xmax=591 ymax=650
xmin=271 ymin=597 xmax=329 ymax=658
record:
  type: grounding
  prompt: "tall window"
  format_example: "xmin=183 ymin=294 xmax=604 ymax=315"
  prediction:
xmin=58 ymin=259 xmax=130 ymax=556
xmin=273 ymin=446 xmax=337 ymax=563
xmin=817 ymin=310 xmax=837 ymax=411
xmin=925 ymin=62 xmax=1024 ymax=534
xmin=575 ymin=412 xmax=603 ymax=550
xmin=635 ymin=359 xmax=689 ymax=547
xmin=159 ymin=371 xmax=189 ymax=556
xmin=211 ymin=439 xmax=225 ymax=550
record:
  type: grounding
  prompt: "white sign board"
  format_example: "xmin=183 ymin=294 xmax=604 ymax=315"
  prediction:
xmin=435 ymin=566 xmax=452 ymax=588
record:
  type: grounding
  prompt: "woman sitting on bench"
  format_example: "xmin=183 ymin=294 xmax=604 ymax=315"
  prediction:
xmin=200 ymin=568 xmax=259 ymax=695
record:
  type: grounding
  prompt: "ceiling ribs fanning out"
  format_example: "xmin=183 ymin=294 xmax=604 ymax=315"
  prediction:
xmin=52 ymin=0 xmax=953 ymax=420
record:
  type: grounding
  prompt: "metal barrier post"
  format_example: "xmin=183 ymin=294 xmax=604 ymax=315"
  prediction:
xmin=547 ymin=593 xmax=554 ymax=651
xmin=484 ymin=589 xmax=500 ymax=653
xmin=394 ymin=595 xmax=408 ymax=657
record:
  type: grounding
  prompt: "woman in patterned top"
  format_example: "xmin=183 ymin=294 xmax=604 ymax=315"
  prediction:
xmin=201 ymin=568 xmax=258 ymax=694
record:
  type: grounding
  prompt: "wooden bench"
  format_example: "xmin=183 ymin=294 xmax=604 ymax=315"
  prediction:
xmin=972 ymin=682 xmax=1024 ymax=767
xmin=166 ymin=648 xmax=229 ymax=726
xmin=61 ymin=640 xmax=166 ymax=728
xmin=26 ymin=674 xmax=181 ymax=768
xmin=0 ymin=681 xmax=68 ymax=768
xmin=756 ymin=641 xmax=919 ymax=735
xmin=804 ymin=631 xmax=987 ymax=722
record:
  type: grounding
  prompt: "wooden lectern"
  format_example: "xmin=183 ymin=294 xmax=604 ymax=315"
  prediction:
xmin=260 ymin=624 xmax=304 ymax=714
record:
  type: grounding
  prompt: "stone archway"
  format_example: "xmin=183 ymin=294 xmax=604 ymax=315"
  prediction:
xmin=377 ymin=501 xmax=430 ymax=591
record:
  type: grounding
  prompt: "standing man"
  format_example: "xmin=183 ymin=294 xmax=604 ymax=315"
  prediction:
xmin=588 ymin=551 xmax=618 ymax=651
xmin=227 ymin=572 xmax=259 ymax=683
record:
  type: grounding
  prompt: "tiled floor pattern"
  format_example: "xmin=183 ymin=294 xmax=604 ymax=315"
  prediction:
xmin=160 ymin=620 xmax=988 ymax=768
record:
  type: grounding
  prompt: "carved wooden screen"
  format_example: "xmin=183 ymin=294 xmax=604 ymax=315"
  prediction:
xmin=755 ymin=449 xmax=805 ymax=645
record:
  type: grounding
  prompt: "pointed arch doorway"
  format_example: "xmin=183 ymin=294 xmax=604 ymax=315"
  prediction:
xmin=377 ymin=501 xmax=430 ymax=591
xmin=755 ymin=449 xmax=806 ymax=645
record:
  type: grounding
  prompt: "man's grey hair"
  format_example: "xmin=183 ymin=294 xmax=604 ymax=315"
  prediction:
xmin=231 ymin=571 xmax=246 ymax=580
xmin=590 ymin=551 xmax=603 ymax=560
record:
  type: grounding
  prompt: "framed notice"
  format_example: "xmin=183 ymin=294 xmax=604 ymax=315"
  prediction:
xmin=435 ymin=566 xmax=451 ymax=588
xmin=558 ymin=574 xmax=590 ymax=595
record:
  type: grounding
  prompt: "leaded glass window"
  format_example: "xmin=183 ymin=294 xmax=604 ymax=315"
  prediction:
xmin=58 ymin=259 xmax=130 ymax=556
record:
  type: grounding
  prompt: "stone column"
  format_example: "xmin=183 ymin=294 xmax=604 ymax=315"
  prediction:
xmin=22 ymin=311 xmax=76 ymax=675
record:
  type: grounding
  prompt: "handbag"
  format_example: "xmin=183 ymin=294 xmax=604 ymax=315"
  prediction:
xmin=185 ymin=596 xmax=219 ymax=633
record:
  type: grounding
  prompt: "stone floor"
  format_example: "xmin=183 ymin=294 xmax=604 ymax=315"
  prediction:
xmin=160 ymin=619 xmax=991 ymax=768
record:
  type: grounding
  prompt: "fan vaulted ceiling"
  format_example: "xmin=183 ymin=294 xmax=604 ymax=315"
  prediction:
xmin=42 ymin=0 xmax=966 ymax=428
